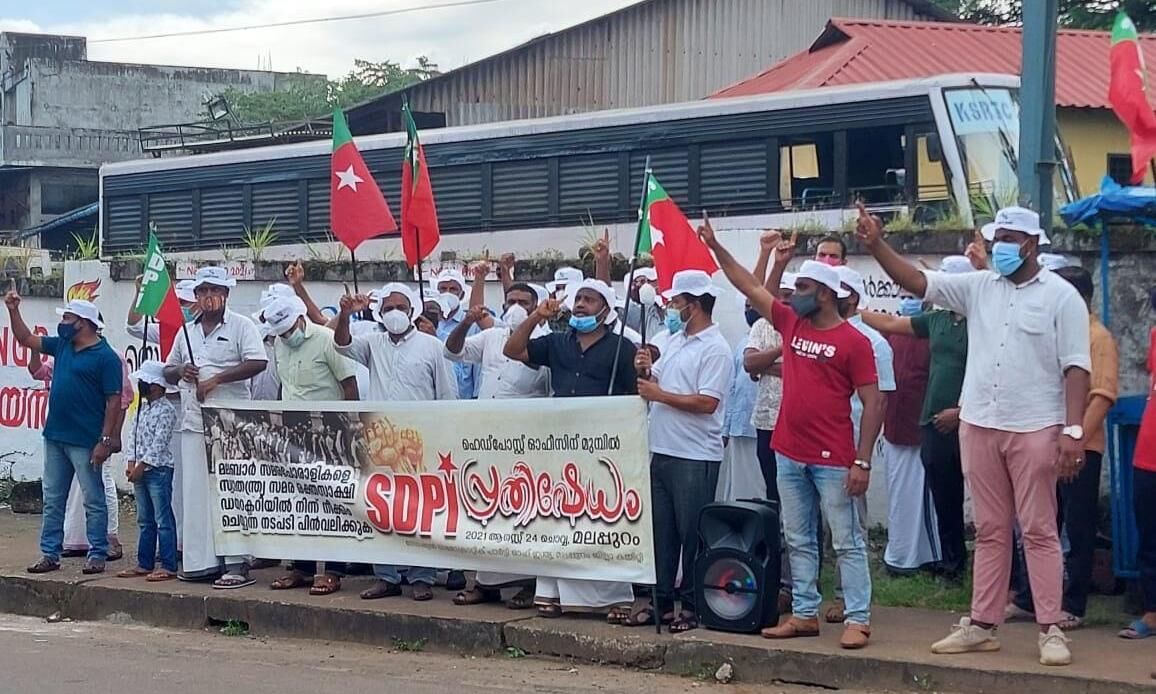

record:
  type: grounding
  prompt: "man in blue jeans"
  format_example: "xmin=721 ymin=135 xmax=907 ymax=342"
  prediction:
xmin=700 ymin=223 xmax=884 ymax=650
xmin=11 ymin=294 xmax=125 ymax=576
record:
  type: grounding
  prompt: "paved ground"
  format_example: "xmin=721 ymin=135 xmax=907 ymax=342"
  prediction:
xmin=0 ymin=613 xmax=860 ymax=694
xmin=1 ymin=509 xmax=1153 ymax=693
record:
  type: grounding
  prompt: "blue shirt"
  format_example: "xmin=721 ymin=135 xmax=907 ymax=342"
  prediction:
xmin=723 ymin=343 xmax=758 ymax=439
xmin=848 ymin=315 xmax=896 ymax=443
xmin=437 ymin=313 xmax=480 ymax=399
xmin=41 ymin=336 xmax=123 ymax=449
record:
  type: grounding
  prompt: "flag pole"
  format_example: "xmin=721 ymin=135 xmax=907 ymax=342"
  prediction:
xmin=350 ymin=247 xmax=360 ymax=294
xmin=607 ymin=155 xmax=651 ymax=397
xmin=132 ymin=315 xmax=150 ymax=464
xmin=404 ymin=97 xmax=427 ymax=308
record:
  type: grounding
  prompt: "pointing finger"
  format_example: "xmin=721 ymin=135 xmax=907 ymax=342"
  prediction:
xmin=856 ymin=201 xmax=869 ymax=218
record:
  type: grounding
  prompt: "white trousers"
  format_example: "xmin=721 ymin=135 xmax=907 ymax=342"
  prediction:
xmin=63 ymin=460 xmax=118 ymax=549
xmin=881 ymin=438 xmax=941 ymax=571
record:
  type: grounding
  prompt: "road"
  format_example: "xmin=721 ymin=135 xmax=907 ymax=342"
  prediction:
xmin=0 ymin=613 xmax=871 ymax=694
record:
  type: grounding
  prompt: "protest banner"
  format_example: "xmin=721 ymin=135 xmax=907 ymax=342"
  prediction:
xmin=203 ymin=396 xmax=655 ymax=583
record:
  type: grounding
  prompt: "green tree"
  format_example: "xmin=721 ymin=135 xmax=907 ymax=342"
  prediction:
xmin=931 ymin=1 xmax=1156 ymax=30
xmin=215 ymin=57 xmax=440 ymax=124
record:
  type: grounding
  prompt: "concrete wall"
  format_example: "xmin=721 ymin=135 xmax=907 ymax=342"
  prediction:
xmin=1059 ymin=107 xmax=1152 ymax=193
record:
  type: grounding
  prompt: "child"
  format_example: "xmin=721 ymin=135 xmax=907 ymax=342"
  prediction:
xmin=117 ymin=361 xmax=178 ymax=581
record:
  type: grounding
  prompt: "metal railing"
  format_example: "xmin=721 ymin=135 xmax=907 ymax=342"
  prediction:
xmin=0 ymin=124 xmax=141 ymax=166
xmin=138 ymin=119 xmax=332 ymax=156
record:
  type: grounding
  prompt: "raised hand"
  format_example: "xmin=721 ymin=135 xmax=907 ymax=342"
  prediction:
xmin=499 ymin=253 xmax=516 ymax=276
xmin=759 ymin=229 xmax=783 ymax=254
xmin=854 ymin=202 xmax=883 ymax=248
xmin=593 ymin=229 xmax=611 ymax=262
xmin=285 ymin=260 xmax=306 ymax=287
xmin=775 ymin=230 xmax=798 ymax=264
xmin=965 ymin=230 xmax=988 ymax=270
xmin=339 ymin=293 xmax=371 ymax=316
xmin=4 ymin=289 xmax=21 ymax=311
xmin=462 ymin=304 xmax=487 ymax=325
xmin=697 ymin=211 xmax=718 ymax=248
xmin=471 ymin=256 xmax=491 ymax=281
xmin=535 ymin=296 xmax=563 ymax=321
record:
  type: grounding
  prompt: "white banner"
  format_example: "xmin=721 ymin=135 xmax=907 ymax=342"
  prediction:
xmin=204 ymin=397 xmax=656 ymax=583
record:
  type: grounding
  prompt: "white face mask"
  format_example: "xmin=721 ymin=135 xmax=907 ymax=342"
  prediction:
xmin=379 ymin=309 xmax=412 ymax=335
xmin=501 ymin=304 xmax=529 ymax=330
xmin=438 ymin=292 xmax=461 ymax=317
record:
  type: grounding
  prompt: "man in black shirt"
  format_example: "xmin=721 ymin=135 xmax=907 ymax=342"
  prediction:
xmin=505 ymin=279 xmax=638 ymax=397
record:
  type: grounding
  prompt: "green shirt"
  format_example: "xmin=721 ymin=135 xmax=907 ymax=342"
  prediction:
xmin=273 ymin=322 xmax=357 ymax=401
xmin=910 ymin=310 xmax=968 ymax=426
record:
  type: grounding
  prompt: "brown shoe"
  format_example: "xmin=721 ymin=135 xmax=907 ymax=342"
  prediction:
xmin=27 ymin=557 xmax=60 ymax=574
xmin=762 ymin=616 xmax=820 ymax=639
xmin=840 ymin=623 xmax=871 ymax=650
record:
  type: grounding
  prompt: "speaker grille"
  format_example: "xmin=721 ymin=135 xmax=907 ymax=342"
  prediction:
xmin=701 ymin=555 xmax=761 ymax=621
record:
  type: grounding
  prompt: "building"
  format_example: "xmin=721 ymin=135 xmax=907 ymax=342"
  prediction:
xmin=0 ymin=32 xmax=322 ymax=249
xmin=711 ymin=17 xmax=1156 ymax=195
xmin=345 ymin=0 xmax=952 ymax=134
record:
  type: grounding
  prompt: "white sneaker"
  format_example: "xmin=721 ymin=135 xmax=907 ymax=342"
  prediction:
xmin=1038 ymin=625 xmax=1072 ymax=666
xmin=930 ymin=618 xmax=1001 ymax=654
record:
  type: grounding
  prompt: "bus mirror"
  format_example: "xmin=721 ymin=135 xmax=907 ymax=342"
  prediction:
xmin=926 ymin=134 xmax=943 ymax=163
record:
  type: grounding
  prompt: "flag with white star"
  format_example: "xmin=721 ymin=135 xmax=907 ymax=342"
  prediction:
xmin=636 ymin=170 xmax=718 ymax=292
xmin=330 ymin=108 xmax=396 ymax=251
xmin=1110 ymin=12 xmax=1156 ymax=184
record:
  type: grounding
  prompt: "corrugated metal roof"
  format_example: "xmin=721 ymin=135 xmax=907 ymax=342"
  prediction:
xmin=712 ymin=17 xmax=1156 ymax=109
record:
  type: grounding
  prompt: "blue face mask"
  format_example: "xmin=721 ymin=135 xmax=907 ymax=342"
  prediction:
xmin=56 ymin=321 xmax=77 ymax=341
xmin=992 ymin=241 xmax=1026 ymax=277
xmin=282 ymin=327 xmax=306 ymax=349
xmin=181 ymin=306 xmax=197 ymax=322
xmin=898 ymin=297 xmax=923 ymax=316
xmin=745 ymin=307 xmax=761 ymax=327
xmin=664 ymin=307 xmax=686 ymax=334
xmin=568 ymin=313 xmax=602 ymax=334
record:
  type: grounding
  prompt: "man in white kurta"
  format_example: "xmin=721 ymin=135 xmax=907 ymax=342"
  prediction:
xmin=164 ymin=267 xmax=267 ymax=587
xmin=334 ymin=283 xmax=458 ymax=602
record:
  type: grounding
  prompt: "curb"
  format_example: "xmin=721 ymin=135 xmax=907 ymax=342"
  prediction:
xmin=1 ymin=574 xmax=1151 ymax=693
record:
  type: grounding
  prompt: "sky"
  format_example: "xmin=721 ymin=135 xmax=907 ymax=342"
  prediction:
xmin=0 ymin=0 xmax=642 ymax=78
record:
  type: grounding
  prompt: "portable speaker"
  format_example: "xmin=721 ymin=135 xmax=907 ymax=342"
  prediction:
xmin=694 ymin=499 xmax=781 ymax=634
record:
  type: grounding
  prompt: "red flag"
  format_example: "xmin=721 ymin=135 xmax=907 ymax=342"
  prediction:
xmin=330 ymin=109 xmax=396 ymax=251
xmin=399 ymin=104 xmax=441 ymax=267
xmin=1109 ymin=12 xmax=1156 ymax=183
xmin=636 ymin=172 xmax=718 ymax=292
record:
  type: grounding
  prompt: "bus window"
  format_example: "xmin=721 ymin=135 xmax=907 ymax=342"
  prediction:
xmin=779 ymin=134 xmax=833 ymax=209
xmin=846 ymin=125 xmax=905 ymax=205
xmin=944 ymin=87 xmax=1021 ymax=207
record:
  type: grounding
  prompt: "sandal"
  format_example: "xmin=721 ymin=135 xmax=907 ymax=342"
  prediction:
xmin=116 ymin=567 xmax=150 ymax=578
xmin=146 ymin=570 xmax=177 ymax=582
xmin=270 ymin=571 xmax=312 ymax=590
xmin=824 ymin=600 xmax=845 ymax=624
xmin=213 ymin=573 xmax=255 ymax=590
xmin=606 ymin=606 xmax=632 ymax=625
xmin=309 ymin=574 xmax=341 ymax=596
xmin=1057 ymin=612 xmax=1084 ymax=631
xmin=453 ymin=587 xmax=501 ymax=606
xmin=360 ymin=580 xmax=401 ymax=600
xmin=506 ymin=585 xmax=535 ymax=610
xmin=412 ymin=583 xmax=434 ymax=602
xmin=622 ymin=604 xmax=656 ymax=627
xmin=26 ymin=557 xmax=60 ymax=574
xmin=536 ymin=603 xmax=562 ymax=619
xmin=82 ymin=559 xmax=106 ymax=575
xmin=1118 ymin=619 xmax=1154 ymax=640
xmin=669 ymin=613 xmax=698 ymax=634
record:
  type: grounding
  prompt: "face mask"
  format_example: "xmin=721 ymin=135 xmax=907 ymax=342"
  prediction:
xmin=568 ymin=312 xmax=602 ymax=334
xmin=380 ymin=309 xmax=412 ymax=335
xmin=502 ymin=304 xmax=529 ymax=330
xmin=898 ymin=297 xmax=923 ymax=317
xmin=745 ymin=307 xmax=761 ymax=327
xmin=789 ymin=292 xmax=820 ymax=319
xmin=438 ymin=292 xmax=461 ymax=317
xmin=665 ymin=307 xmax=686 ymax=334
xmin=181 ymin=306 xmax=197 ymax=322
xmin=992 ymin=241 xmax=1026 ymax=277
xmin=818 ymin=256 xmax=842 ymax=267
xmin=57 ymin=321 xmax=77 ymax=341
xmin=282 ymin=327 xmax=306 ymax=349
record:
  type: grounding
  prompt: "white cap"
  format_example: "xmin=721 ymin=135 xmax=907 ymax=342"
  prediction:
xmin=981 ymin=206 xmax=1051 ymax=245
xmin=260 ymin=283 xmax=295 ymax=308
xmin=940 ymin=256 xmax=974 ymax=274
xmin=262 ymin=296 xmax=305 ymax=336
xmin=56 ymin=299 xmax=103 ymax=330
xmin=375 ymin=283 xmax=417 ymax=320
xmin=431 ymin=269 xmax=467 ymax=294
xmin=129 ymin=360 xmax=167 ymax=387
xmin=795 ymin=260 xmax=850 ymax=299
xmin=527 ymin=283 xmax=549 ymax=303
xmin=661 ymin=269 xmax=722 ymax=300
xmin=834 ymin=266 xmax=868 ymax=310
xmin=174 ymin=279 xmax=197 ymax=304
xmin=780 ymin=272 xmax=798 ymax=291
xmin=572 ymin=278 xmax=616 ymax=312
xmin=1039 ymin=253 xmax=1072 ymax=271
xmin=192 ymin=266 xmax=237 ymax=290
xmin=548 ymin=266 xmax=584 ymax=294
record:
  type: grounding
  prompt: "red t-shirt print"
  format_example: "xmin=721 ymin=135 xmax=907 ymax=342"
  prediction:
xmin=1132 ymin=327 xmax=1156 ymax=473
xmin=769 ymin=300 xmax=878 ymax=468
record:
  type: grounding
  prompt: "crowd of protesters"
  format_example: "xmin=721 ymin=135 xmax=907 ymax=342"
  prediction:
xmin=7 ymin=205 xmax=1155 ymax=673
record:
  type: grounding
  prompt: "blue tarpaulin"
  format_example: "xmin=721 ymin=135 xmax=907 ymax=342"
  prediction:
xmin=1060 ymin=176 xmax=1156 ymax=228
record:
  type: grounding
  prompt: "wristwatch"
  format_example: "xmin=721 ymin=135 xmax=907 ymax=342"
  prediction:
xmin=1062 ymin=425 xmax=1084 ymax=441
xmin=98 ymin=436 xmax=114 ymax=447
xmin=853 ymin=459 xmax=872 ymax=471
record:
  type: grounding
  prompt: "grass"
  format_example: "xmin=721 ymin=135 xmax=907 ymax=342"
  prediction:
xmin=218 ymin=619 xmax=249 ymax=637
xmin=504 ymin=646 xmax=526 ymax=659
xmin=70 ymin=230 xmax=100 ymax=261
xmin=392 ymin=638 xmax=427 ymax=652
xmin=242 ymin=218 xmax=279 ymax=262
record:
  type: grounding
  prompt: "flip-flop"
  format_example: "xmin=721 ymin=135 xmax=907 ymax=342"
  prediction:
xmin=309 ymin=574 xmax=341 ymax=596
xmin=1118 ymin=619 xmax=1154 ymax=640
xmin=146 ymin=570 xmax=177 ymax=582
xmin=270 ymin=572 xmax=311 ymax=590
xmin=360 ymin=581 xmax=401 ymax=600
xmin=536 ymin=604 xmax=562 ymax=619
xmin=505 ymin=585 xmax=535 ymax=610
xmin=212 ymin=573 xmax=255 ymax=590
xmin=453 ymin=587 xmax=501 ymax=605
xmin=116 ymin=567 xmax=150 ymax=578
xmin=411 ymin=584 xmax=434 ymax=601
xmin=669 ymin=614 xmax=699 ymax=634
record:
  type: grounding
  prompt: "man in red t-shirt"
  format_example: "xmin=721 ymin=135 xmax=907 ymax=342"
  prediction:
xmin=1124 ymin=327 xmax=1156 ymax=642
xmin=700 ymin=222 xmax=883 ymax=651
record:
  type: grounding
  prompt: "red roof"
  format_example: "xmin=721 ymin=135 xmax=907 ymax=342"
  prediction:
xmin=712 ymin=18 xmax=1156 ymax=109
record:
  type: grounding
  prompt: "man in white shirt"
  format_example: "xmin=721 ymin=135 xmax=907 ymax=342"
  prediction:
xmin=632 ymin=270 xmax=733 ymax=632
xmin=163 ymin=266 xmax=268 ymax=588
xmin=858 ymin=205 xmax=1091 ymax=667
xmin=334 ymin=282 xmax=457 ymax=601
xmin=444 ymin=282 xmax=548 ymax=608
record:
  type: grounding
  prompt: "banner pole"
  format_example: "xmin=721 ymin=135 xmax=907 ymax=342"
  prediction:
xmin=132 ymin=315 xmax=149 ymax=464
xmin=607 ymin=156 xmax=651 ymax=396
xmin=350 ymin=247 xmax=360 ymax=294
